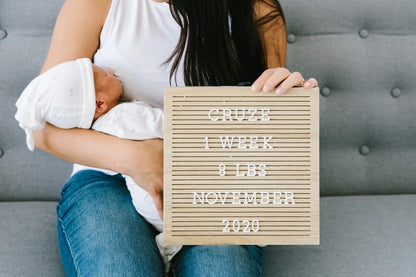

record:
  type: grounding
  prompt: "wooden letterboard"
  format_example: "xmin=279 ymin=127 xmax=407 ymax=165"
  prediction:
xmin=164 ymin=87 xmax=319 ymax=245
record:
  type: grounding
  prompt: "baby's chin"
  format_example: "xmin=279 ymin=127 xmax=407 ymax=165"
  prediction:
xmin=93 ymin=111 xmax=101 ymax=121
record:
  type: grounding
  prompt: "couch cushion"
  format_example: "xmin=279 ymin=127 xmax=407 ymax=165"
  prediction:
xmin=1 ymin=0 xmax=416 ymax=201
xmin=280 ymin=0 xmax=416 ymax=196
xmin=264 ymin=194 xmax=416 ymax=277
xmin=2 ymin=196 xmax=415 ymax=276
xmin=0 ymin=202 xmax=65 ymax=277
xmin=0 ymin=0 xmax=72 ymax=202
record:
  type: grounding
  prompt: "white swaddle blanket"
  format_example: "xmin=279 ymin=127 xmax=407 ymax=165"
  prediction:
xmin=15 ymin=58 xmax=95 ymax=151
xmin=91 ymin=100 xmax=165 ymax=231
xmin=15 ymin=58 xmax=181 ymax=271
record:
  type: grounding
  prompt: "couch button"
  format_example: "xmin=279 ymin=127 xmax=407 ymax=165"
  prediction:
xmin=320 ymin=87 xmax=331 ymax=97
xmin=359 ymin=28 xmax=369 ymax=38
xmin=0 ymin=29 xmax=7 ymax=40
xmin=359 ymin=145 xmax=370 ymax=155
xmin=287 ymin=33 xmax=296 ymax=44
xmin=0 ymin=148 xmax=4 ymax=158
xmin=391 ymin=88 xmax=401 ymax=98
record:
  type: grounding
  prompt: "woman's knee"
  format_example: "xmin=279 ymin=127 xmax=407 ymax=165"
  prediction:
xmin=172 ymin=245 xmax=265 ymax=277
xmin=57 ymin=170 xmax=164 ymax=276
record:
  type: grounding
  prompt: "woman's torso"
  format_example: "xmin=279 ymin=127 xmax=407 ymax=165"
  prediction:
xmin=93 ymin=0 xmax=184 ymax=109
xmin=73 ymin=0 xmax=182 ymax=175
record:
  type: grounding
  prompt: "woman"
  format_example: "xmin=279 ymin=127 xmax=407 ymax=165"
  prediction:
xmin=35 ymin=0 xmax=318 ymax=276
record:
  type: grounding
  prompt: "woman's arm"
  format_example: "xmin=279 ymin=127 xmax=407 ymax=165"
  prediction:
xmin=34 ymin=0 xmax=164 ymax=218
xmin=253 ymin=0 xmax=287 ymax=68
xmin=251 ymin=0 xmax=318 ymax=94
xmin=41 ymin=0 xmax=109 ymax=72
xmin=36 ymin=0 xmax=113 ymax=161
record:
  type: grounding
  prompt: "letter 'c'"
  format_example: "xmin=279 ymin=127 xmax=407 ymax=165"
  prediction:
xmin=208 ymin=109 xmax=219 ymax=121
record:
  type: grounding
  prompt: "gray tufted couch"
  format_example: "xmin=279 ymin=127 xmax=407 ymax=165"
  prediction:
xmin=1 ymin=0 xmax=416 ymax=276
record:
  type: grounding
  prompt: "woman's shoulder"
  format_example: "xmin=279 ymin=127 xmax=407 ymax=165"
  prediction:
xmin=252 ymin=0 xmax=287 ymax=68
xmin=252 ymin=0 xmax=283 ymax=21
xmin=81 ymin=0 xmax=113 ymax=25
xmin=41 ymin=0 xmax=113 ymax=72
xmin=62 ymin=0 xmax=113 ymax=28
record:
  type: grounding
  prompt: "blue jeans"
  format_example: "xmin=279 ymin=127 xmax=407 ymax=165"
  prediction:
xmin=57 ymin=170 xmax=265 ymax=276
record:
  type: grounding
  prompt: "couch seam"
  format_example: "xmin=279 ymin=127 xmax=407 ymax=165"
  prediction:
xmin=57 ymin=211 xmax=81 ymax=277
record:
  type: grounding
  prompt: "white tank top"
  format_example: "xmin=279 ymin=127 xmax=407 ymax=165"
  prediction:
xmin=94 ymin=0 xmax=184 ymax=109
xmin=72 ymin=0 xmax=182 ymax=175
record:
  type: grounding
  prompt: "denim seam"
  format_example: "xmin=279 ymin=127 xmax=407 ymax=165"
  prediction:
xmin=58 ymin=211 xmax=81 ymax=277
xmin=170 ymin=264 xmax=177 ymax=277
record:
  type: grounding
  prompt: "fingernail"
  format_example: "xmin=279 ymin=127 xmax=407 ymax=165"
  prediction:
xmin=263 ymin=85 xmax=269 ymax=92
xmin=304 ymin=82 xmax=311 ymax=87
xmin=275 ymin=88 xmax=282 ymax=95
xmin=251 ymin=84 xmax=259 ymax=92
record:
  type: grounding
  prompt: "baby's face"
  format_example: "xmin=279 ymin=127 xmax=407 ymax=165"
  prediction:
xmin=92 ymin=64 xmax=123 ymax=111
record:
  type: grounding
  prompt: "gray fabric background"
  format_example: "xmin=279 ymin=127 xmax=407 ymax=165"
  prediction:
xmin=0 ymin=0 xmax=415 ymax=276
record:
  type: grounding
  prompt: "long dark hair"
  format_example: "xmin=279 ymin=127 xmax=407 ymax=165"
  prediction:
xmin=166 ymin=0 xmax=285 ymax=86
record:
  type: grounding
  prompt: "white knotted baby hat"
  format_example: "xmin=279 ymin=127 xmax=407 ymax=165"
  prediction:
xmin=15 ymin=58 xmax=95 ymax=151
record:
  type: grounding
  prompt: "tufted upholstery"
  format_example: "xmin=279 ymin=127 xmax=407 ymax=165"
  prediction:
xmin=0 ymin=0 xmax=415 ymax=276
xmin=0 ymin=0 xmax=70 ymax=202
xmin=283 ymin=0 xmax=416 ymax=196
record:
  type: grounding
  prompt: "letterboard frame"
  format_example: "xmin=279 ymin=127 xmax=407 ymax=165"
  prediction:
xmin=164 ymin=86 xmax=319 ymax=245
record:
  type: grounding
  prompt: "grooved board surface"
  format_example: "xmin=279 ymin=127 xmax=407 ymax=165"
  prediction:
xmin=164 ymin=87 xmax=319 ymax=245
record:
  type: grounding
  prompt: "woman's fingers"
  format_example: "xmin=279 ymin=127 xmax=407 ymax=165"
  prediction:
xmin=151 ymin=189 xmax=164 ymax=221
xmin=251 ymin=68 xmax=318 ymax=95
xmin=251 ymin=69 xmax=275 ymax=92
xmin=251 ymin=68 xmax=290 ymax=92
xmin=128 ymin=138 xmax=165 ymax=220
xmin=262 ymin=68 xmax=291 ymax=92
xmin=303 ymin=77 xmax=318 ymax=89
xmin=138 ymin=174 xmax=164 ymax=221
xmin=275 ymin=71 xmax=304 ymax=95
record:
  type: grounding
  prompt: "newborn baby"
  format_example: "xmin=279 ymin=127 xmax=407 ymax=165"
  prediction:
xmin=15 ymin=58 xmax=179 ymax=272
xmin=15 ymin=58 xmax=122 ymax=151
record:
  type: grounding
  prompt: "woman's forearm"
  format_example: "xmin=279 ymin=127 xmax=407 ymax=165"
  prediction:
xmin=33 ymin=123 xmax=138 ymax=175
xmin=34 ymin=122 xmax=165 ymax=217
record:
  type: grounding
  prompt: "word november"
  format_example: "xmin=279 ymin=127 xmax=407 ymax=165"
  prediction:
xmin=192 ymin=191 xmax=296 ymax=205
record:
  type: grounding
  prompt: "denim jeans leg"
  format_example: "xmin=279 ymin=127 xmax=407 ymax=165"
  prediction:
xmin=171 ymin=245 xmax=266 ymax=277
xmin=57 ymin=170 xmax=164 ymax=277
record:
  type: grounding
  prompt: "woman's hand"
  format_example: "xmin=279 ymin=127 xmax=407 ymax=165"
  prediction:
xmin=122 ymin=138 xmax=164 ymax=221
xmin=251 ymin=67 xmax=318 ymax=95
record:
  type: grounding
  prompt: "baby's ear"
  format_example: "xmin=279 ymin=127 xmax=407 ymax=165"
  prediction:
xmin=95 ymin=98 xmax=108 ymax=115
